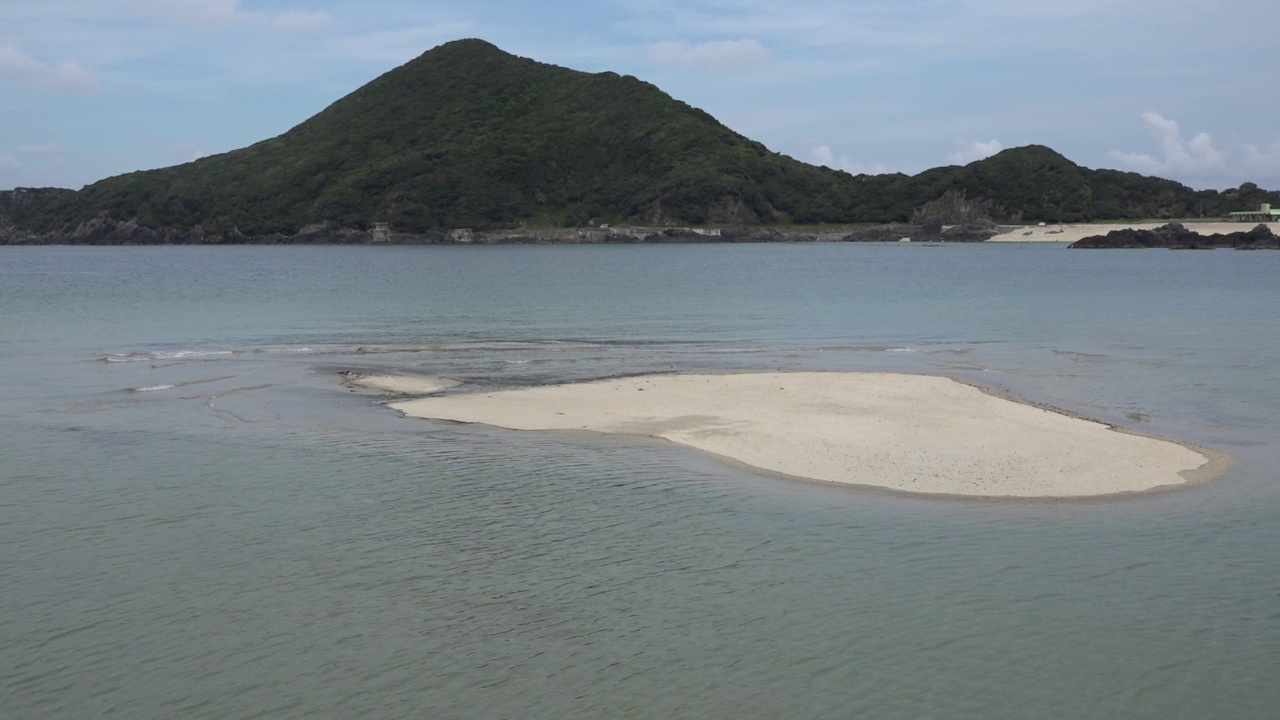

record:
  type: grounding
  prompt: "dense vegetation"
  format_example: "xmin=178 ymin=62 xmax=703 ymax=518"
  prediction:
xmin=3 ymin=39 xmax=1277 ymax=237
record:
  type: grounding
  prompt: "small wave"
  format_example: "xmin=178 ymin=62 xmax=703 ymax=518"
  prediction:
xmin=103 ymin=350 xmax=236 ymax=363
xmin=438 ymin=342 xmax=604 ymax=353
xmin=814 ymin=344 xmax=936 ymax=354
xmin=1052 ymin=350 xmax=1109 ymax=360
xmin=154 ymin=350 xmax=235 ymax=360
xmin=131 ymin=384 xmax=176 ymax=392
xmin=349 ymin=345 xmax=444 ymax=354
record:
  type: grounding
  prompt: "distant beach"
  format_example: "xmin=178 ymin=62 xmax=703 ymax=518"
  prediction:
xmin=987 ymin=221 xmax=1253 ymax=243
xmin=351 ymin=371 xmax=1232 ymax=499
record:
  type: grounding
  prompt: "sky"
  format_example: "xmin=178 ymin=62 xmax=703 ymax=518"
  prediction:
xmin=4 ymin=0 xmax=1280 ymax=192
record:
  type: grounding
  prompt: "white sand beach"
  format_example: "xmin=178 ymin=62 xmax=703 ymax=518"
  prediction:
xmin=987 ymin=221 xmax=1253 ymax=243
xmin=375 ymin=372 xmax=1229 ymax=498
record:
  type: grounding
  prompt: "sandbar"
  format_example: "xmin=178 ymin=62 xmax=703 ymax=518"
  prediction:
xmin=384 ymin=372 xmax=1229 ymax=498
xmin=987 ymin=222 xmax=1250 ymax=243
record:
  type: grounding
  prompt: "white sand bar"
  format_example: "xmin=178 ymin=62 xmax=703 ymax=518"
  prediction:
xmin=390 ymin=372 xmax=1229 ymax=498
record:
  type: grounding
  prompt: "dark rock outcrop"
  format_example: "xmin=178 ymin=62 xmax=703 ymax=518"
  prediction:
xmin=714 ymin=227 xmax=829 ymax=242
xmin=837 ymin=221 xmax=998 ymax=243
xmin=1220 ymin=223 xmax=1280 ymax=249
xmin=841 ymin=224 xmax=914 ymax=243
xmin=940 ymin=221 xmax=1000 ymax=243
xmin=1069 ymin=223 xmax=1279 ymax=249
xmin=0 ymin=215 xmax=405 ymax=245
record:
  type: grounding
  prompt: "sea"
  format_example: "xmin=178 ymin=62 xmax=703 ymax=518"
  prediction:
xmin=1 ymin=242 xmax=1277 ymax=719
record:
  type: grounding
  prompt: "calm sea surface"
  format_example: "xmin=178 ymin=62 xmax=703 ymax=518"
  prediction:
xmin=2 ymin=243 xmax=1278 ymax=718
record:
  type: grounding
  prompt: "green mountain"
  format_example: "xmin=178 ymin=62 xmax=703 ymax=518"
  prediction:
xmin=17 ymin=39 xmax=873 ymax=235
xmin=3 ymin=39 xmax=1277 ymax=240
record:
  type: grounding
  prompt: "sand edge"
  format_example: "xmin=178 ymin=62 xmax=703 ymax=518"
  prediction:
xmin=339 ymin=372 xmax=461 ymax=396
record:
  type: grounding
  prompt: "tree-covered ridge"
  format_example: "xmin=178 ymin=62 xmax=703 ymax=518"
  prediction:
xmin=3 ymin=39 xmax=1278 ymax=238
xmin=32 ymin=39 xmax=872 ymax=234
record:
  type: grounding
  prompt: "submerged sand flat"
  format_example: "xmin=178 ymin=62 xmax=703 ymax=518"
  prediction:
xmin=342 ymin=373 xmax=460 ymax=395
xmin=386 ymin=372 xmax=1227 ymax=498
xmin=987 ymin=222 xmax=1250 ymax=243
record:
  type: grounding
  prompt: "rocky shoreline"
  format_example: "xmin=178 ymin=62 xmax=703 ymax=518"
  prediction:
xmin=0 ymin=217 xmax=1003 ymax=246
xmin=1068 ymin=223 xmax=1279 ymax=249
xmin=11 ymin=214 xmax=1275 ymax=249
xmin=7 ymin=205 xmax=1276 ymax=251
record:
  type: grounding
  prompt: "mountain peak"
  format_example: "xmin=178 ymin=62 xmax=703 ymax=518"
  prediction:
xmin=11 ymin=43 xmax=1270 ymax=239
xmin=419 ymin=38 xmax=509 ymax=60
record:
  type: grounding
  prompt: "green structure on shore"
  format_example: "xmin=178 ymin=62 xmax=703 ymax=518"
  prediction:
xmin=1230 ymin=203 xmax=1280 ymax=222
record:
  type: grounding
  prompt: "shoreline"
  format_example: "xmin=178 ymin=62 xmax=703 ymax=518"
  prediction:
xmin=346 ymin=370 xmax=1233 ymax=499
xmin=7 ymin=219 xmax=1268 ymax=246
xmin=986 ymin=221 xmax=1256 ymax=243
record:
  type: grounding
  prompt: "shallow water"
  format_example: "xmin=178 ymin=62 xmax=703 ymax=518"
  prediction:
xmin=2 ymin=244 xmax=1278 ymax=718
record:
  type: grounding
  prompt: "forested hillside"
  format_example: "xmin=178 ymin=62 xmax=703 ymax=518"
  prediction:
xmin=3 ymin=39 xmax=1275 ymax=241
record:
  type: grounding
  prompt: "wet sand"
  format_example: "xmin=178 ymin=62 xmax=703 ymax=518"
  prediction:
xmin=341 ymin=373 xmax=459 ymax=395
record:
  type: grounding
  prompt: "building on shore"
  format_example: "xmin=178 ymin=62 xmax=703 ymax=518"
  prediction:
xmin=1229 ymin=203 xmax=1280 ymax=223
xmin=371 ymin=223 xmax=391 ymax=243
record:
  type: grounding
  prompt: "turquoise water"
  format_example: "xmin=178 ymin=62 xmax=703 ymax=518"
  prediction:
xmin=1 ymin=244 xmax=1278 ymax=718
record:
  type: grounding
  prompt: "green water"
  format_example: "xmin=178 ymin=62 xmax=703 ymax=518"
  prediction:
xmin=1 ymin=244 xmax=1278 ymax=718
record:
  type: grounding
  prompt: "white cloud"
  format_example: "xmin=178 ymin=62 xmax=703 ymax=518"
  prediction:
xmin=271 ymin=10 xmax=336 ymax=32
xmin=646 ymin=38 xmax=770 ymax=72
xmin=1109 ymin=112 xmax=1227 ymax=178
xmin=12 ymin=144 xmax=67 ymax=156
xmin=624 ymin=0 xmax=1264 ymax=59
xmin=949 ymin=139 xmax=1003 ymax=165
xmin=169 ymin=143 xmax=206 ymax=164
xmin=0 ymin=144 xmax=69 ymax=187
xmin=1242 ymin=140 xmax=1280 ymax=180
xmin=0 ymin=46 xmax=97 ymax=92
xmin=128 ymin=0 xmax=334 ymax=32
xmin=808 ymin=144 xmax=888 ymax=175
xmin=809 ymin=144 xmax=838 ymax=167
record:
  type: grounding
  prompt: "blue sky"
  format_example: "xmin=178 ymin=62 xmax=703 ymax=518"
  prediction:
xmin=4 ymin=0 xmax=1279 ymax=192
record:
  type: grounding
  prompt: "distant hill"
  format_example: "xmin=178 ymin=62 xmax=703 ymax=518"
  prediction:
xmin=2 ymin=39 xmax=1277 ymax=242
